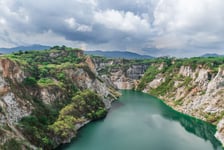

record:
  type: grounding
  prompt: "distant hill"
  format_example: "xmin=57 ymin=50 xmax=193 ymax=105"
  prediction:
xmin=85 ymin=50 xmax=153 ymax=59
xmin=0 ymin=44 xmax=50 ymax=54
xmin=200 ymin=53 xmax=224 ymax=57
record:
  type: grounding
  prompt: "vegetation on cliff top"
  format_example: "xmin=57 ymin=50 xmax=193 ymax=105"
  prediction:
xmin=49 ymin=90 xmax=106 ymax=140
xmin=137 ymin=56 xmax=224 ymax=125
xmin=0 ymin=46 xmax=109 ymax=149
xmin=137 ymin=56 xmax=224 ymax=91
xmin=1 ymin=46 xmax=224 ymax=149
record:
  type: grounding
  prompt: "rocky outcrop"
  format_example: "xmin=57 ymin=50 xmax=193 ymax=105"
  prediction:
xmin=0 ymin=58 xmax=34 ymax=149
xmin=143 ymin=73 xmax=165 ymax=92
xmin=0 ymin=58 xmax=31 ymax=124
xmin=64 ymin=67 xmax=119 ymax=109
xmin=93 ymin=57 xmax=224 ymax=146
xmin=40 ymin=86 xmax=67 ymax=104
xmin=0 ymin=55 xmax=119 ymax=149
xmin=1 ymin=50 xmax=224 ymax=148
xmin=92 ymin=56 xmax=224 ymax=145
xmin=140 ymin=63 xmax=224 ymax=146
xmin=216 ymin=118 xmax=224 ymax=145
xmin=92 ymin=58 xmax=149 ymax=89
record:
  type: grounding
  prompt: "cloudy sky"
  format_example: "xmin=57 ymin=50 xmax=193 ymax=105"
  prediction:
xmin=0 ymin=0 xmax=224 ymax=57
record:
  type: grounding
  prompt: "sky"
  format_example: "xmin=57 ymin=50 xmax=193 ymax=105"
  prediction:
xmin=0 ymin=0 xmax=224 ymax=57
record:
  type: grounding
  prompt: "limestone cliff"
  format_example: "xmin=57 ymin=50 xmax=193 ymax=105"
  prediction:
xmin=1 ymin=48 xmax=224 ymax=148
xmin=92 ymin=57 xmax=149 ymax=89
xmin=0 ymin=48 xmax=119 ymax=149
xmin=96 ymin=56 xmax=224 ymax=146
xmin=137 ymin=58 xmax=224 ymax=146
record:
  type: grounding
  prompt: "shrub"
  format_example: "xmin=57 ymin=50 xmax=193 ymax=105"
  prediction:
xmin=49 ymin=116 xmax=77 ymax=138
xmin=56 ymin=72 xmax=66 ymax=81
xmin=37 ymin=78 xmax=55 ymax=87
xmin=2 ymin=139 xmax=22 ymax=150
xmin=23 ymin=77 xmax=37 ymax=86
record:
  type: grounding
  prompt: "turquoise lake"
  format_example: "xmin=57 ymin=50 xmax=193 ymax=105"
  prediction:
xmin=58 ymin=90 xmax=223 ymax=150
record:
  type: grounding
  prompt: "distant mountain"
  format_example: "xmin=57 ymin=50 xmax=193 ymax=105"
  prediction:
xmin=0 ymin=44 xmax=50 ymax=54
xmin=85 ymin=50 xmax=153 ymax=59
xmin=200 ymin=53 xmax=224 ymax=57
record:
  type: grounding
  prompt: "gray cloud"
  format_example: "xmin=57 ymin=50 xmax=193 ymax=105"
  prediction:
xmin=0 ymin=0 xmax=224 ymax=57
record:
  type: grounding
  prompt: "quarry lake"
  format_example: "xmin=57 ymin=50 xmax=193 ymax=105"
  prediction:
xmin=59 ymin=90 xmax=223 ymax=150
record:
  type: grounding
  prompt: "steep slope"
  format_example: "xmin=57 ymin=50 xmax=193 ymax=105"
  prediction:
xmin=96 ymin=56 xmax=224 ymax=146
xmin=1 ymin=48 xmax=224 ymax=149
xmin=92 ymin=57 xmax=149 ymax=89
xmin=0 ymin=47 xmax=119 ymax=149
xmin=137 ymin=57 xmax=224 ymax=145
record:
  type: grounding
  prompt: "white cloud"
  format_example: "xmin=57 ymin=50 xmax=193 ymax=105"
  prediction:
xmin=153 ymin=0 xmax=224 ymax=49
xmin=64 ymin=17 xmax=92 ymax=32
xmin=0 ymin=18 xmax=6 ymax=25
xmin=153 ymin=34 xmax=187 ymax=49
xmin=94 ymin=9 xmax=150 ymax=33
xmin=0 ymin=0 xmax=224 ymax=56
xmin=154 ymin=0 xmax=224 ymax=31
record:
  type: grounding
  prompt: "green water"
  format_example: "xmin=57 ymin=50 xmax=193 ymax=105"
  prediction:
xmin=59 ymin=90 xmax=223 ymax=150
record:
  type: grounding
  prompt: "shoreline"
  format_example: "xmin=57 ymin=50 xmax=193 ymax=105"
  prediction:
xmin=140 ymin=90 xmax=224 ymax=147
xmin=55 ymin=90 xmax=223 ymax=149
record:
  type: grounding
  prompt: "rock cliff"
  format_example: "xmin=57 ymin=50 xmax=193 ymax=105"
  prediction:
xmin=138 ymin=58 xmax=224 ymax=146
xmin=96 ymin=57 xmax=224 ymax=146
xmin=92 ymin=57 xmax=149 ymax=89
xmin=0 ymin=48 xmax=224 ymax=148
xmin=0 ymin=48 xmax=119 ymax=149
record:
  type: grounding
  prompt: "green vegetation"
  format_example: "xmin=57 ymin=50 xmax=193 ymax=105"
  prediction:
xmin=1 ymin=45 xmax=224 ymax=149
xmin=137 ymin=66 xmax=159 ymax=91
xmin=204 ymin=111 xmax=224 ymax=124
xmin=19 ymin=101 xmax=59 ymax=149
xmin=37 ymin=78 xmax=63 ymax=88
xmin=18 ymin=89 xmax=105 ymax=149
xmin=49 ymin=90 xmax=106 ymax=140
xmin=1 ymin=139 xmax=23 ymax=150
xmin=0 ymin=46 xmax=107 ymax=149
xmin=150 ymin=76 xmax=175 ymax=96
xmin=137 ymin=56 xmax=224 ymax=92
xmin=49 ymin=115 xmax=78 ymax=139
xmin=174 ymin=99 xmax=184 ymax=106
xmin=23 ymin=77 xmax=37 ymax=86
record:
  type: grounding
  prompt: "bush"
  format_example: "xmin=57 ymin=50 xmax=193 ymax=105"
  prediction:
xmin=56 ymin=72 xmax=66 ymax=81
xmin=2 ymin=139 xmax=22 ymax=150
xmin=23 ymin=77 xmax=37 ymax=86
xmin=37 ymin=78 xmax=55 ymax=87
xmin=19 ymin=104 xmax=58 ymax=149
xmin=49 ymin=116 xmax=77 ymax=138
xmin=95 ymin=108 xmax=107 ymax=118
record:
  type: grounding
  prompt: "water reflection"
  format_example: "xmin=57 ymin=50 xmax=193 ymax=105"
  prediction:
xmin=57 ymin=90 xmax=223 ymax=150
xmin=153 ymin=97 xmax=222 ymax=149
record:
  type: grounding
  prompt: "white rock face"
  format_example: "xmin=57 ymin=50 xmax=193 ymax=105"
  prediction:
xmin=207 ymin=68 xmax=224 ymax=94
xmin=65 ymin=67 xmax=118 ymax=109
xmin=195 ymin=69 xmax=209 ymax=89
xmin=2 ymin=93 xmax=31 ymax=124
xmin=0 ymin=59 xmax=25 ymax=83
xmin=215 ymin=118 xmax=224 ymax=146
xmin=148 ymin=74 xmax=165 ymax=89
xmin=179 ymin=66 xmax=194 ymax=77
xmin=40 ymin=88 xmax=58 ymax=104
xmin=143 ymin=74 xmax=165 ymax=93
xmin=142 ymin=65 xmax=224 ymax=145
xmin=93 ymin=59 xmax=224 ymax=146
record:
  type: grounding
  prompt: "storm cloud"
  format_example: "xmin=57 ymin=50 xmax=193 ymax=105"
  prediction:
xmin=0 ymin=0 xmax=224 ymax=57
